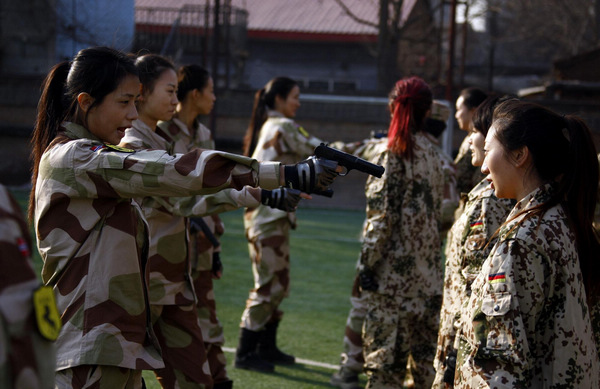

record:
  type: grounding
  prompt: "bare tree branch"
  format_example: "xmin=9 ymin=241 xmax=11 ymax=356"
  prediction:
xmin=333 ymin=0 xmax=378 ymax=28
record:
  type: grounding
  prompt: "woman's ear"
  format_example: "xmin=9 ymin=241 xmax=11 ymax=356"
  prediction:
xmin=77 ymin=93 xmax=94 ymax=112
xmin=512 ymin=146 xmax=530 ymax=168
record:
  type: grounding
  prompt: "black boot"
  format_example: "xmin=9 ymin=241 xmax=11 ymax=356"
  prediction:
xmin=213 ymin=379 xmax=234 ymax=389
xmin=234 ymin=328 xmax=275 ymax=372
xmin=257 ymin=321 xmax=295 ymax=365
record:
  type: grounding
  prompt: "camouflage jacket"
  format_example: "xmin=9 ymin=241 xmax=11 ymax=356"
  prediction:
xmin=158 ymin=118 xmax=224 ymax=271
xmin=34 ymin=122 xmax=279 ymax=370
xmin=360 ymin=132 xmax=445 ymax=298
xmin=434 ymin=179 xmax=513 ymax=375
xmin=455 ymin=183 xmax=599 ymax=388
xmin=0 ymin=184 xmax=55 ymax=388
xmin=244 ymin=110 xmax=323 ymax=239
xmin=121 ymin=120 xmax=260 ymax=305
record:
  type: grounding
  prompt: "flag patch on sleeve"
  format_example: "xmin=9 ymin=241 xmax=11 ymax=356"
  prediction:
xmin=488 ymin=272 xmax=506 ymax=284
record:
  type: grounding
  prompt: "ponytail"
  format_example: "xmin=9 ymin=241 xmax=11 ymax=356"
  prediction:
xmin=492 ymin=100 xmax=600 ymax=302
xmin=242 ymin=88 xmax=267 ymax=156
xmin=386 ymin=77 xmax=432 ymax=159
xmin=29 ymin=61 xmax=71 ymax=222
xmin=562 ymin=116 xmax=600 ymax=301
xmin=28 ymin=46 xmax=138 ymax=223
xmin=242 ymin=76 xmax=298 ymax=156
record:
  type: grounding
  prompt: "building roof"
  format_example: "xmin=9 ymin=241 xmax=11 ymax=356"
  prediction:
xmin=135 ymin=0 xmax=383 ymax=38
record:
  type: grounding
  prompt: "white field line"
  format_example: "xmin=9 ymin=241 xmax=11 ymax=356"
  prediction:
xmin=222 ymin=347 xmax=339 ymax=370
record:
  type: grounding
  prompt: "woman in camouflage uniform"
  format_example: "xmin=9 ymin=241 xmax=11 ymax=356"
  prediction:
xmin=0 ymin=183 xmax=56 ymax=389
xmin=29 ymin=47 xmax=336 ymax=388
xmin=432 ymin=96 xmax=515 ymax=388
xmin=454 ymin=99 xmax=600 ymax=388
xmin=120 ymin=56 xmax=304 ymax=389
xmin=358 ymin=76 xmax=445 ymax=388
xmin=453 ymin=87 xmax=488 ymax=196
xmin=236 ymin=77 xmax=326 ymax=372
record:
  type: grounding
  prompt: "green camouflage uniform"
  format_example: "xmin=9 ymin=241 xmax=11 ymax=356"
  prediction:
xmin=432 ymin=179 xmax=514 ymax=388
xmin=158 ymin=117 xmax=232 ymax=384
xmin=121 ymin=119 xmax=260 ymax=388
xmin=242 ymin=110 xmax=323 ymax=331
xmin=0 ymin=184 xmax=56 ymax=389
xmin=35 ymin=122 xmax=279 ymax=384
xmin=360 ymin=133 xmax=444 ymax=388
xmin=454 ymin=136 xmax=486 ymax=196
xmin=455 ymin=183 xmax=600 ymax=388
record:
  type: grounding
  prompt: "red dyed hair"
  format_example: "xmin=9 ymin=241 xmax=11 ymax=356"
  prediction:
xmin=387 ymin=77 xmax=432 ymax=159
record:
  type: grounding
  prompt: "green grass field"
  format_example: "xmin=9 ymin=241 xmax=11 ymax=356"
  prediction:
xmin=12 ymin=188 xmax=368 ymax=388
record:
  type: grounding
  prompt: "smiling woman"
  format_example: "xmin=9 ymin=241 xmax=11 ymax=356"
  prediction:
xmin=28 ymin=46 xmax=334 ymax=389
xmin=454 ymin=99 xmax=600 ymax=388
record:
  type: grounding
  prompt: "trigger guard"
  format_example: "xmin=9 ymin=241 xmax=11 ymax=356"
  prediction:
xmin=338 ymin=166 xmax=349 ymax=176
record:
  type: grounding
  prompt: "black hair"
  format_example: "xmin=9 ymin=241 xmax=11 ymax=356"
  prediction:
xmin=242 ymin=77 xmax=298 ymax=156
xmin=177 ymin=64 xmax=211 ymax=102
xmin=492 ymin=99 xmax=600 ymax=300
xmin=135 ymin=54 xmax=176 ymax=96
xmin=458 ymin=87 xmax=488 ymax=110
xmin=29 ymin=46 xmax=138 ymax=222
xmin=472 ymin=94 xmax=516 ymax=136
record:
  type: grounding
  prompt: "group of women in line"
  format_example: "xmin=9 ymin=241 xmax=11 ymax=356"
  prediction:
xmin=347 ymin=79 xmax=600 ymax=388
xmin=11 ymin=46 xmax=339 ymax=389
xmin=2 ymin=43 xmax=599 ymax=389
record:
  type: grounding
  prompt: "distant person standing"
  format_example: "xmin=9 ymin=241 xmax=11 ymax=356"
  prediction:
xmin=237 ymin=76 xmax=326 ymax=373
xmin=0 ymin=184 xmax=57 ymax=389
xmin=453 ymin=87 xmax=487 ymax=195
xmin=358 ymin=76 xmax=445 ymax=388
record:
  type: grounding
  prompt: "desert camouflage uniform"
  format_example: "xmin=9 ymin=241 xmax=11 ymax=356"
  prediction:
xmin=35 ymin=122 xmax=279 ymax=385
xmin=122 ymin=119 xmax=260 ymax=388
xmin=0 ymin=184 xmax=56 ymax=389
xmin=454 ymin=136 xmax=485 ymax=196
xmin=454 ymin=183 xmax=600 ymax=388
xmin=158 ymin=117 xmax=232 ymax=384
xmin=360 ymin=132 xmax=444 ymax=389
xmin=432 ymin=179 xmax=514 ymax=388
xmin=242 ymin=110 xmax=323 ymax=331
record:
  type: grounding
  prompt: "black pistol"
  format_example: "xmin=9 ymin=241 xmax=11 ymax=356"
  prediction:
xmin=313 ymin=143 xmax=385 ymax=197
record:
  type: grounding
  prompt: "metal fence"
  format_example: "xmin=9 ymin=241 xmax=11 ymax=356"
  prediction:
xmin=134 ymin=4 xmax=248 ymax=57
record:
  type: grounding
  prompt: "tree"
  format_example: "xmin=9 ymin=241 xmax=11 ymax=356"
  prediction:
xmin=334 ymin=0 xmax=441 ymax=91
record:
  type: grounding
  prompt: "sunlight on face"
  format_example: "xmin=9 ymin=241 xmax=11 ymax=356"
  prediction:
xmin=86 ymin=74 xmax=139 ymax=145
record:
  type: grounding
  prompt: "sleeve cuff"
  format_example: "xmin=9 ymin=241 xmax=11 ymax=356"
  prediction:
xmin=257 ymin=161 xmax=281 ymax=189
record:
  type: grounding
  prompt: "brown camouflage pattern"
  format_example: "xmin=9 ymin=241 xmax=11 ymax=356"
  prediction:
xmin=161 ymin=116 xmax=231 ymax=383
xmin=0 ymin=184 xmax=56 ymax=389
xmin=242 ymin=111 xmax=323 ymax=330
xmin=55 ymin=365 xmax=142 ymax=389
xmin=455 ymin=183 xmax=599 ymax=388
xmin=432 ymin=178 xmax=514 ymax=388
xmin=34 ymin=122 xmax=279 ymax=372
xmin=359 ymin=132 xmax=445 ymax=388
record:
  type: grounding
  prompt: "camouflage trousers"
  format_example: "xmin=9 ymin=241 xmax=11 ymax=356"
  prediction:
xmin=55 ymin=365 xmax=142 ymax=389
xmin=192 ymin=268 xmax=229 ymax=384
xmin=150 ymin=304 xmax=212 ymax=389
xmin=0 ymin=311 xmax=56 ymax=389
xmin=363 ymin=293 xmax=442 ymax=389
xmin=337 ymin=273 xmax=367 ymax=373
xmin=241 ymin=219 xmax=290 ymax=331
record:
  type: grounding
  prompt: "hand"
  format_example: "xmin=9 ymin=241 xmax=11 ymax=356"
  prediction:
xmin=284 ymin=156 xmax=338 ymax=193
xmin=443 ymin=349 xmax=457 ymax=386
xmin=359 ymin=268 xmax=378 ymax=291
xmin=261 ymin=187 xmax=306 ymax=212
xmin=212 ymin=252 xmax=223 ymax=279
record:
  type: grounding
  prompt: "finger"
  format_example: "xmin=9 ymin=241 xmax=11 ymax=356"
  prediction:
xmin=300 ymin=193 xmax=312 ymax=200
